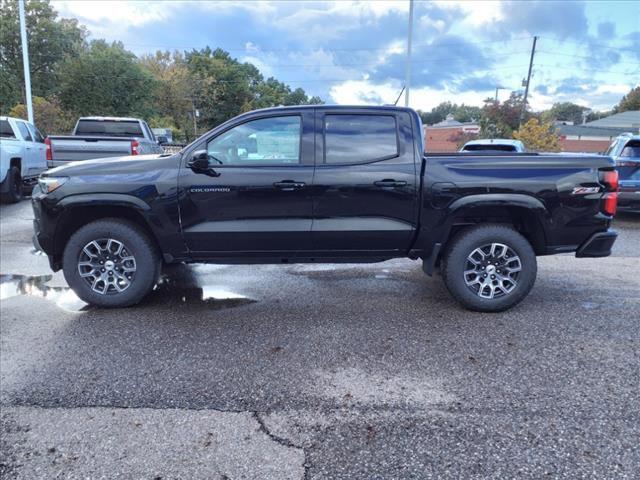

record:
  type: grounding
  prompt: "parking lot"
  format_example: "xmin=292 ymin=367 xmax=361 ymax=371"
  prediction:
xmin=1 ymin=198 xmax=639 ymax=478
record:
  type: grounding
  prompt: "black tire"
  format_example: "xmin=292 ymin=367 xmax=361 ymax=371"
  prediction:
xmin=441 ymin=225 xmax=537 ymax=312
xmin=62 ymin=219 xmax=160 ymax=307
xmin=1 ymin=166 xmax=23 ymax=203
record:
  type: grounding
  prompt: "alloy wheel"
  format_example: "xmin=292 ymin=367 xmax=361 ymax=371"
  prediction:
xmin=463 ymin=242 xmax=522 ymax=299
xmin=77 ymin=238 xmax=137 ymax=295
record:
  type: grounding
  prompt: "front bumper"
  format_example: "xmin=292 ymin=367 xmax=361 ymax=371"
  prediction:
xmin=575 ymin=229 xmax=617 ymax=258
xmin=618 ymin=190 xmax=640 ymax=213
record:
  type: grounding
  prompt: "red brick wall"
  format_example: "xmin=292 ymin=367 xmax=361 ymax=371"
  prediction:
xmin=424 ymin=127 xmax=461 ymax=152
xmin=558 ymin=139 xmax=611 ymax=154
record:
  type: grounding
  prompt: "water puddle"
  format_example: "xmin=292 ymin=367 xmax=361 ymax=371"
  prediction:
xmin=0 ymin=274 xmax=89 ymax=312
xmin=0 ymin=266 xmax=256 ymax=312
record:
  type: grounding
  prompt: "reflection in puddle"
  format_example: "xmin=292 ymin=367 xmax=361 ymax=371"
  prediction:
xmin=0 ymin=265 xmax=256 ymax=312
xmin=0 ymin=274 xmax=89 ymax=312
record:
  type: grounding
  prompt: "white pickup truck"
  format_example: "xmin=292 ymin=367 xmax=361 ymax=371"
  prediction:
xmin=46 ymin=117 xmax=167 ymax=168
xmin=1 ymin=116 xmax=47 ymax=203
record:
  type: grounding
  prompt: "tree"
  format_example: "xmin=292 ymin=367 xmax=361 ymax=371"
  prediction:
xmin=513 ymin=118 xmax=560 ymax=152
xmin=0 ymin=0 xmax=86 ymax=113
xmin=542 ymin=102 xmax=589 ymax=125
xmin=613 ymin=86 xmax=640 ymax=113
xmin=139 ymin=51 xmax=194 ymax=142
xmin=57 ymin=40 xmax=157 ymax=118
xmin=418 ymin=102 xmax=481 ymax=126
xmin=8 ymin=95 xmax=75 ymax=135
xmin=479 ymin=92 xmax=525 ymax=138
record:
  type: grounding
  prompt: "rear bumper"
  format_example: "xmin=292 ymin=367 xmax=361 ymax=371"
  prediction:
xmin=575 ymin=229 xmax=617 ymax=258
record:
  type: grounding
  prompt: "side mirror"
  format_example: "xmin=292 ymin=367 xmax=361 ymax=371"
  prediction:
xmin=157 ymin=136 xmax=168 ymax=145
xmin=187 ymin=150 xmax=210 ymax=172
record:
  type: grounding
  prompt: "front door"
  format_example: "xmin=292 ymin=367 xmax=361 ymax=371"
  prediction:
xmin=179 ymin=110 xmax=315 ymax=257
xmin=311 ymin=109 xmax=419 ymax=254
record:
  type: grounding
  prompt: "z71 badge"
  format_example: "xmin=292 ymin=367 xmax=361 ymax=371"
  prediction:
xmin=572 ymin=186 xmax=601 ymax=195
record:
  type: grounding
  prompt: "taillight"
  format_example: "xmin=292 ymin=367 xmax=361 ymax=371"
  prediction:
xmin=131 ymin=139 xmax=139 ymax=155
xmin=599 ymin=169 xmax=619 ymax=216
xmin=602 ymin=193 xmax=618 ymax=216
xmin=45 ymin=137 xmax=52 ymax=161
xmin=600 ymin=170 xmax=618 ymax=191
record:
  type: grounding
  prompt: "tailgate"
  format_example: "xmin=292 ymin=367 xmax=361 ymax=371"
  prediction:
xmin=49 ymin=136 xmax=134 ymax=165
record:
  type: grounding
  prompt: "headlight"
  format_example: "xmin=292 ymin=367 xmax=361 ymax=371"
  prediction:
xmin=38 ymin=176 xmax=68 ymax=194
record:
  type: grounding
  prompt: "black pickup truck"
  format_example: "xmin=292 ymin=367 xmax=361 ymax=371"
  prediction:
xmin=32 ymin=105 xmax=618 ymax=311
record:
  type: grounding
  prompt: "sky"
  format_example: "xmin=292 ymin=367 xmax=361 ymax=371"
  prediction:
xmin=51 ymin=0 xmax=640 ymax=112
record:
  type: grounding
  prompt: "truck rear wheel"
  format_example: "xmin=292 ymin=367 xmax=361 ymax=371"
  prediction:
xmin=62 ymin=219 xmax=160 ymax=307
xmin=1 ymin=166 xmax=23 ymax=203
xmin=441 ymin=225 xmax=537 ymax=312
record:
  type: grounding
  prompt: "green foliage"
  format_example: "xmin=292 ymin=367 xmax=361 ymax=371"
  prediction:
xmin=57 ymin=40 xmax=158 ymax=118
xmin=613 ymin=86 xmax=640 ymax=113
xmin=418 ymin=102 xmax=481 ymax=125
xmin=541 ymin=102 xmax=589 ymax=125
xmin=8 ymin=95 xmax=75 ymax=135
xmin=513 ymin=118 xmax=560 ymax=152
xmin=0 ymin=0 xmax=86 ymax=113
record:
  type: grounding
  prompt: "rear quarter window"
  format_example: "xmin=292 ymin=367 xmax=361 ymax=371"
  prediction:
xmin=0 ymin=120 xmax=16 ymax=138
xmin=324 ymin=114 xmax=398 ymax=164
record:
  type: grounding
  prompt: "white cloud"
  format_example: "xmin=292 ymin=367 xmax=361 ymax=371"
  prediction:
xmin=434 ymin=0 xmax=504 ymax=26
xmin=52 ymin=0 xmax=174 ymax=36
xmin=329 ymin=79 xmax=489 ymax=110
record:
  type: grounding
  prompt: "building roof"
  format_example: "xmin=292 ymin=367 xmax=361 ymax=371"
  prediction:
xmin=557 ymin=124 xmax=631 ymax=138
xmin=585 ymin=110 xmax=640 ymax=129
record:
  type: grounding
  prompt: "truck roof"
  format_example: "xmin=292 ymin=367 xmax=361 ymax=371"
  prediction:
xmin=77 ymin=116 xmax=144 ymax=122
xmin=241 ymin=104 xmax=418 ymax=115
xmin=463 ymin=139 xmax=525 ymax=147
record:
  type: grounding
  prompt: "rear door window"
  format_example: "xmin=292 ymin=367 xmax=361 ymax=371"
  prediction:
xmin=16 ymin=121 xmax=33 ymax=141
xmin=0 ymin=120 xmax=16 ymax=138
xmin=324 ymin=114 xmax=398 ymax=164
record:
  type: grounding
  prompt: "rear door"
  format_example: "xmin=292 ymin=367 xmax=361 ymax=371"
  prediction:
xmin=311 ymin=109 xmax=418 ymax=254
xmin=14 ymin=121 xmax=37 ymax=175
xmin=25 ymin=123 xmax=47 ymax=176
xmin=179 ymin=109 xmax=315 ymax=256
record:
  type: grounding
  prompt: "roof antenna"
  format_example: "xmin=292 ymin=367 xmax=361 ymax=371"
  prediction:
xmin=394 ymin=85 xmax=406 ymax=106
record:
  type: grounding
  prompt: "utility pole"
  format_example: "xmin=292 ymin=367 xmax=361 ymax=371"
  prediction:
xmin=520 ymin=35 xmax=537 ymax=127
xmin=404 ymin=0 xmax=414 ymax=107
xmin=191 ymin=97 xmax=198 ymax=137
xmin=18 ymin=0 xmax=34 ymax=124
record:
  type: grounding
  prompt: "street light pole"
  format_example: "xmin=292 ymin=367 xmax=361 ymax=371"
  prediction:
xmin=404 ymin=0 xmax=414 ymax=107
xmin=18 ymin=0 xmax=34 ymax=124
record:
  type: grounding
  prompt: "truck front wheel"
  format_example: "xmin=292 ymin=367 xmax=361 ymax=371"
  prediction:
xmin=441 ymin=225 xmax=537 ymax=312
xmin=62 ymin=219 xmax=160 ymax=307
xmin=1 ymin=166 xmax=23 ymax=203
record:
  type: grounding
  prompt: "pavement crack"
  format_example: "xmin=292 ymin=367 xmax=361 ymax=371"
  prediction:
xmin=253 ymin=411 xmax=310 ymax=479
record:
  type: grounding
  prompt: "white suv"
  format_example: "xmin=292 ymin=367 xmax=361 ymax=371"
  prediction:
xmin=0 ymin=116 xmax=47 ymax=203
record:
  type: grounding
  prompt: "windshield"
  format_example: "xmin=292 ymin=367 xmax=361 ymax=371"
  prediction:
xmin=75 ymin=120 xmax=143 ymax=137
xmin=462 ymin=144 xmax=518 ymax=152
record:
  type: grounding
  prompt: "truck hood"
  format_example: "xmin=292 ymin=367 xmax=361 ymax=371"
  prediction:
xmin=45 ymin=154 xmax=171 ymax=176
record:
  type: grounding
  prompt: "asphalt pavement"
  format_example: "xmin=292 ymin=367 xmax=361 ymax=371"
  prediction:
xmin=1 ymin=199 xmax=639 ymax=479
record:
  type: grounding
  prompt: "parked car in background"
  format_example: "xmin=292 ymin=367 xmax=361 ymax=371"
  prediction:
xmin=0 ymin=116 xmax=47 ymax=203
xmin=460 ymin=139 xmax=526 ymax=153
xmin=45 ymin=117 xmax=166 ymax=167
xmin=607 ymin=133 xmax=640 ymax=213
xmin=33 ymin=105 xmax=618 ymax=312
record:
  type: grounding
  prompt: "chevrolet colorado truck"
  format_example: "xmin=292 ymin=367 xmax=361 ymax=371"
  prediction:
xmin=45 ymin=116 xmax=165 ymax=168
xmin=32 ymin=106 xmax=618 ymax=311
